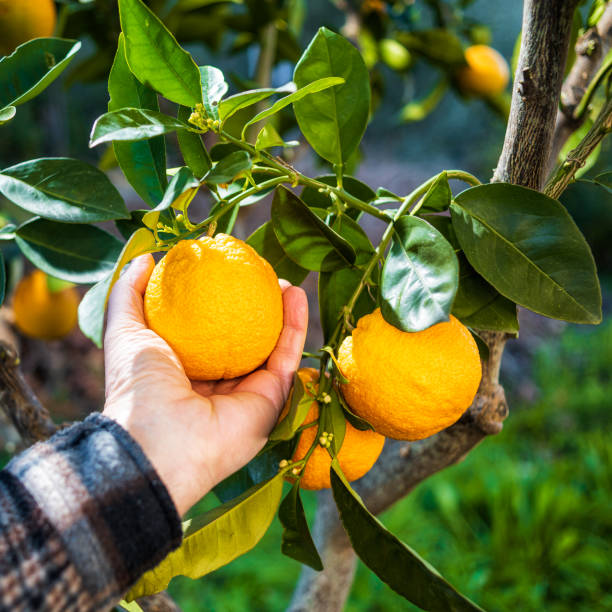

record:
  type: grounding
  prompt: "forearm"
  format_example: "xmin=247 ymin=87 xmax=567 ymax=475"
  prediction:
xmin=0 ymin=413 xmax=182 ymax=612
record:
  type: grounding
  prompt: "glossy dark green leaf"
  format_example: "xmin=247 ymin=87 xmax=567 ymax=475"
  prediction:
xmin=329 ymin=215 xmax=374 ymax=267
xmin=177 ymin=105 xmax=211 ymax=178
xmin=246 ymin=221 xmax=309 ymax=286
xmin=0 ymin=38 xmax=81 ymax=109
xmin=78 ymin=275 xmax=112 ymax=347
xmin=199 ymin=66 xmax=228 ymax=120
xmin=330 ymin=465 xmax=485 ymax=611
xmin=271 ymin=186 xmax=356 ymax=272
xmin=109 ymin=34 xmax=166 ymax=207
xmin=293 ymin=28 xmax=370 ymax=165
xmin=90 ymin=108 xmax=191 ymax=148
xmin=301 ymin=175 xmax=376 ymax=220
xmin=279 ymin=483 xmax=323 ymax=571
xmin=118 ymin=0 xmax=202 ymax=107
xmin=0 ymin=158 xmax=128 ymax=223
xmin=593 ymin=171 xmax=612 ymax=193
xmin=319 ymin=266 xmax=377 ymax=342
xmin=15 ymin=219 xmax=123 ymax=283
xmin=419 ymin=172 xmax=452 ymax=213
xmin=241 ymin=76 xmax=344 ymax=138
xmin=420 ymin=214 xmax=460 ymax=250
xmin=381 ymin=215 xmax=458 ymax=332
xmin=127 ymin=471 xmax=286 ymax=600
xmin=451 ymin=183 xmax=601 ymax=324
xmin=452 ymin=254 xmax=518 ymax=334
xmin=204 ymin=151 xmax=252 ymax=185
xmin=218 ymin=83 xmax=295 ymax=124
xmin=269 ymin=372 xmax=313 ymax=441
xmin=337 ymin=392 xmax=375 ymax=431
xmin=0 ymin=106 xmax=16 ymax=125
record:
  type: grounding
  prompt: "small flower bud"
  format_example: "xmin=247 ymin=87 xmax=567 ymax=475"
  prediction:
xmin=279 ymin=459 xmax=289 ymax=468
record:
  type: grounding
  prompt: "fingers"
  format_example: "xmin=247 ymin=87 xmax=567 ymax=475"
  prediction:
xmin=265 ymin=285 xmax=308 ymax=397
xmin=278 ymin=278 xmax=291 ymax=292
xmin=105 ymin=254 xmax=155 ymax=340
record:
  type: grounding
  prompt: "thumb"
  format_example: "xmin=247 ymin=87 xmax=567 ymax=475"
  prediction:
xmin=105 ymin=254 xmax=155 ymax=340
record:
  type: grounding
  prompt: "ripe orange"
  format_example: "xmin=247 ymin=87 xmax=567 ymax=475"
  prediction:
xmin=144 ymin=234 xmax=283 ymax=380
xmin=0 ymin=0 xmax=57 ymax=56
xmin=337 ymin=309 xmax=481 ymax=440
xmin=285 ymin=368 xmax=385 ymax=490
xmin=457 ymin=44 xmax=509 ymax=97
xmin=13 ymin=270 xmax=78 ymax=340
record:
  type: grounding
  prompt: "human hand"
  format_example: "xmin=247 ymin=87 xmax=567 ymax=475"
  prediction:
xmin=103 ymin=254 xmax=308 ymax=516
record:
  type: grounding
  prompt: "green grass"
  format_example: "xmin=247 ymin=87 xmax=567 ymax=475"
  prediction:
xmin=169 ymin=319 xmax=612 ymax=612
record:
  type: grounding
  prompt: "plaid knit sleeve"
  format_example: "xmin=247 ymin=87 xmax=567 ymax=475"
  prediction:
xmin=1 ymin=413 xmax=183 ymax=612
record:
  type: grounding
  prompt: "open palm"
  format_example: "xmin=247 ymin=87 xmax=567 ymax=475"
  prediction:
xmin=103 ymin=254 xmax=308 ymax=516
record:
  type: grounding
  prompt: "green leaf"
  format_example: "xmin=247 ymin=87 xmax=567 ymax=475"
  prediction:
xmin=330 ymin=464 xmax=485 ymax=611
xmin=337 ymin=392 xmax=374 ymax=431
xmin=78 ymin=275 xmax=112 ymax=348
xmin=255 ymin=123 xmax=299 ymax=150
xmin=116 ymin=210 xmax=147 ymax=240
xmin=118 ymin=0 xmax=202 ymax=107
xmin=381 ymin=215 xmax=459 ymax=332
xmin=269 ymin=372 xmax=312 ymax=441
xmin=15 ymin=219 xmax=123 ymax=283
xmin=271 ymin=186 xmax=356 ymax=272
xmin=452 ymin=254 xmax=519 ymax=334
xmin=0 ymin=251 xmax=5 ymax=306
xmin=319 ymin=267 xmax=376 ymax=342
xmin=90 ymin=108 xmax=192 ymax=148
xmin=420 ymin=214 xmax=460 ymax=250
xmin=451 ymin=183 xmax=602 ymax=324
xmin=142 ymin=167 xmax=199 ymax=229
xmin=199 ymin=66 xmax=228 ymax=120
xmin=329 ymin=215 xmax=374 ymax=267
xmin=0 ymin=158 xmax=128 ymax=223
xmin=109 ymin=34 xmax=167 ymax=207
xmin=0 ymin=106 xmax=16 ymax=125
xmin=177 ymin=105 xmax=211 ymax=178
xmin=204 ymin=151 xmax=252 ymax=185
xmin=419 ymin=171 xmax=452 ymax=213
xmin=246 ymin=221 xmax=309 ymax=286
xmin=0 ymin=39 xmax=81 ymax=109
xmin=218 ymin=83 xmax=295 ymax=124
xmin=117 ymin=600 xmax=143 ymax=612
xmin=241 ymin=76 xmax=345 ymax=139
xmin=279 ymin=483 xmax=323 ymax=571
xmin=293 ymin=28 xmax=370 ymax=166
xmin=593 ymin=171 xmax=612 ymax=193
xmin=126 ymin=471 xmax=286 ymax=600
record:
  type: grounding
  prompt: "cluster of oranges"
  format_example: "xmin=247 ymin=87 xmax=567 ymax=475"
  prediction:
xmin=145 ymin=235 xmax=482 ymax=491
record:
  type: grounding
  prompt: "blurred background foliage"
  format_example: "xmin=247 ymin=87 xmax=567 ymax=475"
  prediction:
xmin=1 ymin=0 xmax=611 ymax=610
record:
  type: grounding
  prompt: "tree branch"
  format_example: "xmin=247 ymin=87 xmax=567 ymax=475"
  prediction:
xmin=287 ymin=1 xmax=579 ymax=609
xmin=0 ymin=341 xmax=59 ymax=445
xmin=548 ymin=3 xmax=612 ymax=173
xmin=544 ymin=94 xmax=612 ymax=199
xmin=493 ymin=0 xmax=580 ymax=189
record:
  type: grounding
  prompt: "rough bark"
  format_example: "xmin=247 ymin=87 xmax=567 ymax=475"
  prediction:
xmin=548 ymin=3 xmax=612 ymax=173
xmin=288 ymin=1 xmax=580 ymax=610
xmin=493 ymin=0 xmax=579 ymax=190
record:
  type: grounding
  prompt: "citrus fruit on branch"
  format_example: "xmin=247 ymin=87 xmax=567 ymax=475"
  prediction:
xmin=13 ymin=270 xmax=78 ymax=341
xmin=144 ymin=234 xmax=283 ymax=380
xmin=284 ymin=368 xmax=385 ymax=490
xmin=337 ymin=309 xmax=481 ymax=440
xmin=456 ymin=44 xmax=509 ymax=97
xmin=0 ymin=0 xmax=57 ymax=56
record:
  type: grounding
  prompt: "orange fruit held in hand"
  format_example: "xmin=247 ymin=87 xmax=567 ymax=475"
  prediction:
xmin=337 ymin=309 xmax=481 ymax=441
xmin=13 ymin=270 xmax=78 ymax=340
xmin=285 ymin=368 xmax=385 ymax=490
xmin=144 ymin=234 xmax=283 ymax=380
xmin=0 ymin=0 xmax=57 ymax=56
xmin=457 ymin=44 xmax=509 ymax=97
